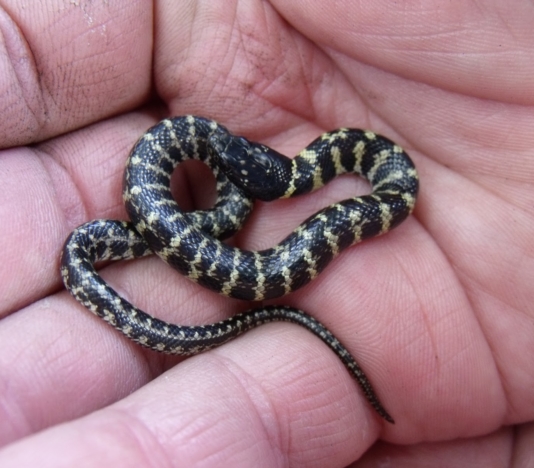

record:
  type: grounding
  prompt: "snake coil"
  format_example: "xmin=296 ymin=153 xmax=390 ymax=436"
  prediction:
xmin=61 ymin=115 xmax=419 ymax=423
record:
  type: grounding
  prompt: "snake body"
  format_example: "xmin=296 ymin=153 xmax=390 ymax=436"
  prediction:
xmin=61 ymin=115 xmax=419 ymax=424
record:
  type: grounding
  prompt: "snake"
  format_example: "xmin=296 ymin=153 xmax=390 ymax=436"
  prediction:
xmin=61 ymin=115 xmax=419 ymax=424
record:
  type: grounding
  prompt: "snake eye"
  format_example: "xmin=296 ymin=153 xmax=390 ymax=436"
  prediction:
xmin=252 ymin=148 xmax=272 ymax=170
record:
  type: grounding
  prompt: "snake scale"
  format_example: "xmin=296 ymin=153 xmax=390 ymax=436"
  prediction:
xmin=61 ymin=115 xmax=419 ymax=424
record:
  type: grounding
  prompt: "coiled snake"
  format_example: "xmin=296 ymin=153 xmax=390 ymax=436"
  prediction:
xmin=61 ymin=115 xmax=419 ymax=424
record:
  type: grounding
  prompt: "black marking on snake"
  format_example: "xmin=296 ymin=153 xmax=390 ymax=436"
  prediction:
xmin=61 ymin=115 xmax=419 ymax=424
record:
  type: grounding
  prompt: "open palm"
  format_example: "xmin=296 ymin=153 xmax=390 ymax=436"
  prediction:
xmin=1 ymin=1 xmax=532 ymax=466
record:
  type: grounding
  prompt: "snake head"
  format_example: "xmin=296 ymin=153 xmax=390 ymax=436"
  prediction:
xmin=208 ymin=129 xmax=293 ymax=201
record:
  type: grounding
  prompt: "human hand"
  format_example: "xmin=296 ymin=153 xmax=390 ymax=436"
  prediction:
xmin=1 ymin=1 xmax=533 ymax=466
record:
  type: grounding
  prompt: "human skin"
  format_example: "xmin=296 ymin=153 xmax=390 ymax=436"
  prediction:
xmin=0 ymin=1 xmax=533 ymax=467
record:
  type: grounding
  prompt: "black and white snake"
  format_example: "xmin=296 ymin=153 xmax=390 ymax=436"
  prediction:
xmin=61 ymin=115 xmax=419 ymax=423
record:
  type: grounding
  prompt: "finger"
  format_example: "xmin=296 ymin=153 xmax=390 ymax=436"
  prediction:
xmin=0 ymin=249 xmax=241 ymax=446
xmin=0 ymin=113 xmax=155 ymax=315
xmin=355 ymin=427 xmax=512 ymax=467
xmin=0 ymin=324 xmax=387 ymax=467
xmin=273 ymin=0 xmax=534 ymax=104
xmin=0 ymin=1 xmax=152 ymax=147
